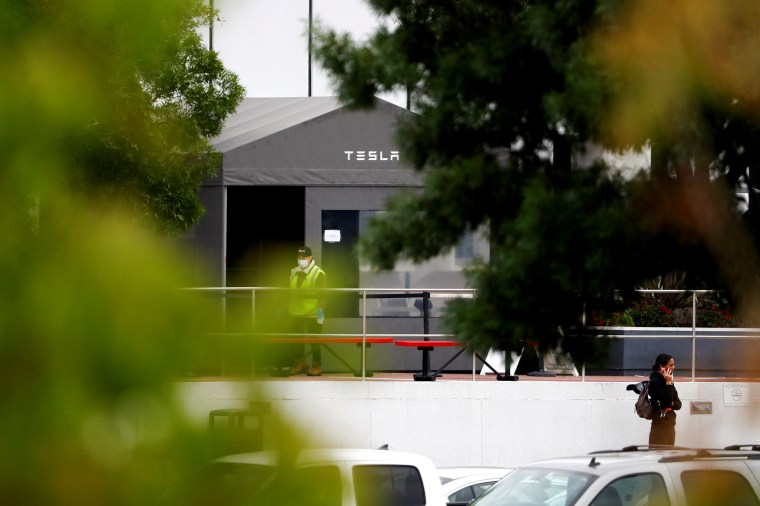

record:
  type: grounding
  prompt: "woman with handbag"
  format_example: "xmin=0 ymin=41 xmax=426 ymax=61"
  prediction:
xmin=648 ymin=353 xmax=683 ymax=446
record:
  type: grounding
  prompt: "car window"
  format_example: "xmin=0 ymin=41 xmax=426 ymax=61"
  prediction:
xmin=589 ymin=473 xmax=669 ymax=506
xmin=448 ymin=480 xmax=498 ymax=503
xmin=474 ymin=481 xmax=499 ymax=498
xmin=471 ymin=467 xmax=594 ymax=506
xmin=353 ymin=464 xmax=426 ymax=506
xmin=681 ymin=469 xmax=760 ymax=506
xmin=448 ymin=484 xmax=476 ymax=504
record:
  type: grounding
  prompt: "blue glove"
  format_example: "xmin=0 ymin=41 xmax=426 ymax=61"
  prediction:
xmin=316 ymin=308 xmax=325 ymax=324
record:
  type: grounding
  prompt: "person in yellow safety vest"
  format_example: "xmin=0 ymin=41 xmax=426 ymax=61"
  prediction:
xmin=287 ymin=246 xmax=327 ymax=376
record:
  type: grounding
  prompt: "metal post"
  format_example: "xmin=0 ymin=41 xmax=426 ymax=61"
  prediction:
xmin=307 ymin=0 xmax=312 ymax=97
xmin=361 ymin=289 xmax=367 ymax=380
xmin=691 ymin=291 xmax=697 ymax=382
xmin=251 ymin=288 xmax=256 ymax=376
xmin=422 ymin=291 xmax=431 ymax=376
xmin=422 ymin=291 xmax=430 ymax=337
xmin=209 ymin=0 xmax=214 ymax=51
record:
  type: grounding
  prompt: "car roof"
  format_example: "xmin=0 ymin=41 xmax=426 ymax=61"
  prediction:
xmin=438 ymin=468 xmax=512 ymax=500
xmin=520 ymin=446 xmax=760 ymax=476
xmin=437 ymin=467 xmax=512 ymax=481
xmin=215 ymin=448 xmax=437 ymax=467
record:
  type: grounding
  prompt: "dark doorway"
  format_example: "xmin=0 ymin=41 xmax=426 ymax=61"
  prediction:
xmin=322 ymin=210 xmax=360 ymax=317
xmin=226 ymin=186 xmax=304 ymax=287
xmin=226 ymin=186 xmax=304 ymax=347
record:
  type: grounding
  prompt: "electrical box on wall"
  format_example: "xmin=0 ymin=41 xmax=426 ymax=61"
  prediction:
xmin=690 ymin=401 xmax=712 ymax=415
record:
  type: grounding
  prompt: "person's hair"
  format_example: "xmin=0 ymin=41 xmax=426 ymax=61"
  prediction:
xmin=652 ymin=353 xmax=673 ymax=371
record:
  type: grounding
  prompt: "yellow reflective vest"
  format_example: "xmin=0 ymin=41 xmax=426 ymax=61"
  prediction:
xmin=288 ymin=265 xmax=326 ymax=316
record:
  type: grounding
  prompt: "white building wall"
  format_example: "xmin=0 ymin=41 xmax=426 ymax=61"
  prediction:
xmin=175 ymin=379 xmax=760 ymax=469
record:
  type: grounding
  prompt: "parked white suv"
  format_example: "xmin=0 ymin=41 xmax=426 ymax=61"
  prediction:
xmin=469 ymin=445 xmax=760 ymax=506
xmin=207 ymin=447 xmax=447 ymax=506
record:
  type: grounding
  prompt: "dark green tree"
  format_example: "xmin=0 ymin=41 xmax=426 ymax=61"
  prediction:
xmin=29 ymin=0 xmax=245 ymax=235
xmin=313 ymin=0 xmax=760 ymax=365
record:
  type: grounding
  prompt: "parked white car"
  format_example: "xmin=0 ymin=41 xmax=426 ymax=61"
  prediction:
xmin=469 ymin=445 xmax=760 ymax=506
xmin=438 ymin=467 xmax=512 ymax=505
xmin=208 ymin=447 xmax=447 ymax=506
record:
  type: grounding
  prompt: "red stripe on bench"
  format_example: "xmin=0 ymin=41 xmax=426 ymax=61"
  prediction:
xmin=264 ymin=337 xmax=394 ymax=344
xmin=395 ymin=340 xmax=461 ymax=347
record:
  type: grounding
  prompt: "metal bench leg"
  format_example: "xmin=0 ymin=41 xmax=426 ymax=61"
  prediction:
xmin=413 ymin=346 xmax=437 ymax=381
xmin=428 ymin=347 xmax=467 ymax=380
xmin=475 ymin=352 xmax=519 ymax=381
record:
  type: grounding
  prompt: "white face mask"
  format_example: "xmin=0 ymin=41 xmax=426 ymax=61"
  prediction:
xmin=298 ymin=258 xmax=310 ymax=269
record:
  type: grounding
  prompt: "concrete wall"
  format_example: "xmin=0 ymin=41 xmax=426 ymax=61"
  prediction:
xmin=174 ymin=379 xmax=760 ymax=469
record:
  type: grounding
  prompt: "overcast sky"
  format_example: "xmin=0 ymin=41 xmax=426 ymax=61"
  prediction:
xmin=209 ymin=0 xmax=406 ymax=106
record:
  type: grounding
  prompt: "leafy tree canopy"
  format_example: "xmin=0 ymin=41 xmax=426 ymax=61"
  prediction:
xmin=8 ymin=0 xmax=245 ymax=235
xmin=314 ymin=0 xmax=760 ymax=365
xmin=0 ymin=1 xmax=263 ymax=504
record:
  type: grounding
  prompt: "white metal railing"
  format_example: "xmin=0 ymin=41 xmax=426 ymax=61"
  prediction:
xmin=186 ymin=287 xmax=759 ymax=381
xmin=590 ymin=289 xmax=760 ymax=382
xmin=186 ymin=287 xmax=475 ymax=379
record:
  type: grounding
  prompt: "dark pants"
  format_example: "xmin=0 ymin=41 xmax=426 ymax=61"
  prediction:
xmin=289 ymin=315 xmax=322 ymax=363
xmin=649 ymin=417 xmax=676 ymax=446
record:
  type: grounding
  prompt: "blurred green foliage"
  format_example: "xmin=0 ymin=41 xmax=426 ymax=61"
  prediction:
xmin=3 ymin=0 xmax=245 ymax=236
xmin=0 ymin=1 xmax=273 ymax=504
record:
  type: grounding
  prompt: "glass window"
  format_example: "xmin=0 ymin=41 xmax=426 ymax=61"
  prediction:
xmin=354 ymin=465 xmax=426 ymax=506
xmin=455 ymin=230 xmax=474 ymax=261
xmin=358 ymin=210 xmax=488 ymax=292
xmin=447 ymin=480 xmax=499 ymax=503
xmin=681 ymin=470 xmax=759 ymax=506
xmin=474 ymin=481 xmax=498 ymax=496
xmin=472 ymin=467 xmax=594 ymax=506
xmin=590 ymin=473 xmax=669 ymax=506
xmin=448 ymin=484 xmax=476 ymax=503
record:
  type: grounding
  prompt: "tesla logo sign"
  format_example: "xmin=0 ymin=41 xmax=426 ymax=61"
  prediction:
xmin=344 ymin=150 xmax=399 ymax=161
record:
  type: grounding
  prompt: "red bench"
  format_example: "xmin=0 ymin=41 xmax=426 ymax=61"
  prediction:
xmin=395 ymin=340 xmax=518 ymax=381
xmin=265 ymin=337 xmax=394 ymax=344
xmin=264 ymin=337 xmax=394 ymax=377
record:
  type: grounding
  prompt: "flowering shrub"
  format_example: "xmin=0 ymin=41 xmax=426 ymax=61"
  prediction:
xmin=592 ymin=302 xmax=744 ymax=327
xmin=697 ymin=305 xmax=743 ymax=327
xmin=627 ymin=303 xmax=678 ymax=327
xmin=591 ymin=304 xmax=673 ymax=326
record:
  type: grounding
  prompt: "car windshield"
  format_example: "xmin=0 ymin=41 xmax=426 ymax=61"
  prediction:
xmin=471 ymin=467 xmax=595 ymax=506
